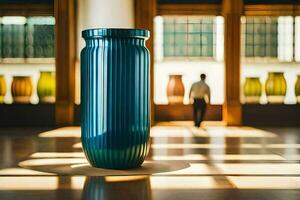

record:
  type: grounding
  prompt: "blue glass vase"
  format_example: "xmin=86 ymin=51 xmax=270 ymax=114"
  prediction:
xmin=81 ymin=28 xmax=150 ymax=169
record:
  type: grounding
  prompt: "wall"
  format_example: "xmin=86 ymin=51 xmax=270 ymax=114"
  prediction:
xmin=154 ymin=60 xmax=224 ymax=105
xmin=241 ymin=62 xmax=300 ymax=104
xmin=0 ymin=63 xmax=54 ymax=104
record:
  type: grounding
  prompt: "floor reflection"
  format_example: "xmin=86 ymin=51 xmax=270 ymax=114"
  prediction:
xmin=82 ymin=176 xmax=151 ymax=200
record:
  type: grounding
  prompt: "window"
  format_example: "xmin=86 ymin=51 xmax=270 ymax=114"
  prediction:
xmin=156 ymin=16 xmax=223 ymax=61
xmin=241 ymin=16 xmax=300 ymax=62
xmin=241 ymin=16 xmax=278 ymax=58
xmin=0 ymin=16 xmax=55 ymax=59
xmin=26 ymin=17 xmax=55 ymax=58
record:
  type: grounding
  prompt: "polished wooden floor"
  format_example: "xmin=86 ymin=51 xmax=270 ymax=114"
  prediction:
xmin=0 ymin=123 xmax=299 ymax=200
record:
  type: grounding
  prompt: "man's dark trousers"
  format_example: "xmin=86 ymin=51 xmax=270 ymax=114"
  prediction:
xmin=193 ymin=98 xmax=207 ymax=127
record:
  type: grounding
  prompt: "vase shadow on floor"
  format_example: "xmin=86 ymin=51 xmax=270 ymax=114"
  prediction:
xmin=18 ymin=158 xmax=190 ymax=176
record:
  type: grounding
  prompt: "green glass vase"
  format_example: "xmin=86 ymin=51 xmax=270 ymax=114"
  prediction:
xmin=265 ymin=72 xmax=287 ymax=104
xmin=37 ymin=71 xmax=55 ymax=103
xmin=243 ymin=77 xmax=262 ymax=104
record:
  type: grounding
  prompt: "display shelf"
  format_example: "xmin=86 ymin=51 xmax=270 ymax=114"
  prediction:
xmin=154 ymin=104 xmax=222 ymax=122
xmin=242 ymin=104 xmax=300 ymax=126
xmin=241 ymin=59 xmax=300 ymax=65
xmin=0 ymin=103 xmax=55 ymax=126
xmin=0 ymin=58 xmax=55 ymax=64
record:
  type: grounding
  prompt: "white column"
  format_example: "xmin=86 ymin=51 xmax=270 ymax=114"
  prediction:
xmin=77 ymin=0 xmax=135 ymax=58
xmin=75 ymin=0 xmax=135 ymax=104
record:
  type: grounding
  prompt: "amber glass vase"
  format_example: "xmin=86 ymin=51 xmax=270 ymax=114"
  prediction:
xmin=11 ymin=76 xmax=33 ymax=103
xmin=0 ymin=75 xmax=6 ymax=103
xmin=295 ymin=75 xmax=300 ymax=104
xmin=37 ymin=71 xmax=55 ymax=103
xmin=265 ymin=72 xmax=287 ymax=104
xmin=167 ymin=75 xmax=185 ymax=104
xmin=243 ymin=77 xmax=262 ymax=104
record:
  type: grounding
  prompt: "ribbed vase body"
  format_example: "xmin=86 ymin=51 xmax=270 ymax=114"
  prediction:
xmin=81 ymin=29 xmax=150 ymax=169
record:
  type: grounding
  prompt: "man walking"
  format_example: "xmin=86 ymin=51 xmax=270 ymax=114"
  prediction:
xmin=189 ymin=74 xmax=211 ymax=127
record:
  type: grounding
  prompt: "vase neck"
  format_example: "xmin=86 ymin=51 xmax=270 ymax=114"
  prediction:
xmin=85 ymin=37 xmax=146 ymax=47
xmin=41 ymin=72 xmax=52 ymax=76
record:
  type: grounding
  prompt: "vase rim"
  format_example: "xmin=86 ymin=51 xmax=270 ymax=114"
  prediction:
xmin=40 ymin=71 xmax=53 ymax=73
xmin=169 ymin=74 xmax=183 ymax=77
xmin=13 ymin=76 xmax=31 ymax=78
xmin=246 ymin=77 xmax=260 ymax=79
xmin=268 ymin=72 xmax=284 ymax=75
xmin=82 ymin=28 xmax=150 ymax=39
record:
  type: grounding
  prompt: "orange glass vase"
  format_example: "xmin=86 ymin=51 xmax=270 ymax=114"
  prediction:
xmin=11 ymin=76 xmax=33 ymax=104
xmin=167 ymin=75 xmax=185 ymax=104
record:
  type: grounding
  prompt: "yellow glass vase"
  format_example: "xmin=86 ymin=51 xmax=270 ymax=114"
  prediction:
xmin=265 ymin=72 xmax=287 ymax=104
xmin=0 ymin=75 xmax=6 ymax=103
xmin=11 ymin=76 xmax=33 ymax=104
xmin=243 ymin=77 xmax=262 ymax=104
xmin=37 ymin=71 xmax=55 ymax=103
xmin=295 ymin=75 xmax=300 ymax=104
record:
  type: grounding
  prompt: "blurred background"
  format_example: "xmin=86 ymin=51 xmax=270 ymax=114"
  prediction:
xmin=0 ymin=0 xmax=299 ymax=127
